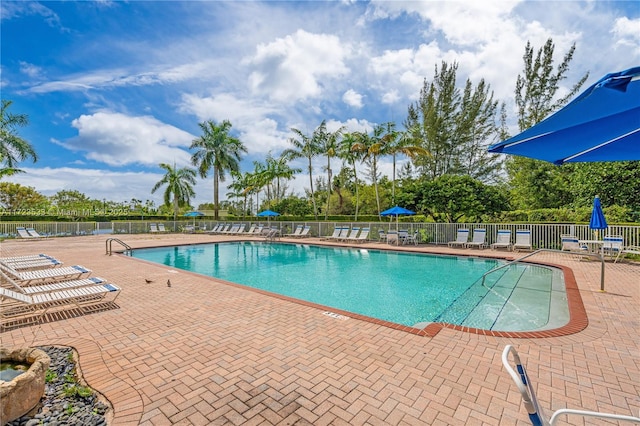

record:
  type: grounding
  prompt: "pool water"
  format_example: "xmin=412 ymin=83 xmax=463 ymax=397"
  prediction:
xmin=131 ymin=242 xmax=569 ymax=331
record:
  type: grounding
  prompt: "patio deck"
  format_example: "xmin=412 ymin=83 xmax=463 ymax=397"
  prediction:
xmin=1 ymin=234 xmax=638 ymax=425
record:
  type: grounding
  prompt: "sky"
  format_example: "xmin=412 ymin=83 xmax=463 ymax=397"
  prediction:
xmin=1 ymin=0 xmax=639 ymax=209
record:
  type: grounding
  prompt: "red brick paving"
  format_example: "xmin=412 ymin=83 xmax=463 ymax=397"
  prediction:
xmin=1 ymin=234 xmax=638 ymax=425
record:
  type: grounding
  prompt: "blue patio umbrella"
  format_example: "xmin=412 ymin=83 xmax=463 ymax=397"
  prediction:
xmin=488 ymin=66 xmax=640 ymax=164
xmin=381 ymin=206 xmax=415 ymax=229
xmin=184 ymin=211 xmax=204 ymax=225
xmin=257 ymin=209 xmax=279 ymax=224
xmin=589 ymin=196 xmax=608 ymax=238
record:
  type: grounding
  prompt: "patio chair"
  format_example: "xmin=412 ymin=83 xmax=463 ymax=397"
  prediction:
xmin=149 ymin=223 xmax=159 ymax=233
xmin=560 ymin=235 xmax=588 ymax=253
xmin=253 ymin=224 xmax=265 ymax=235
xmin=466 ymin=229 xmax=487 ymax=249
xmin=615 ymin=245 xmax=640 ymax=263
xmin=0 ymin=283 xmax=121 ymax=329
xmin=491 ymin=230 xmax=512 ymax=251
xmin=502 ymin=345 xmax=640 ymax=425
xmin=284 ymin=225 xmax=303 ymax=237
xmin=403 ymin=230 xmax=419 ymax=246
xmin=378 ymin=229 xmax=388 ymax=243
xmin=157 ymin=223 xmax=167 ymax=232
xmin=243 ymin=224 xmax=256 ymax=235
xmin=0 ymin=263 xmax=92 ymax=285
xmin=233 ymin=224 xmax=246 ymax=235
xmin=513 ymin=230 xmax=532 ymax=252
xmin=448 ymin=229 xmax=470 ymax=248
xmin=601 ymin=235 xmax=624 ymax=259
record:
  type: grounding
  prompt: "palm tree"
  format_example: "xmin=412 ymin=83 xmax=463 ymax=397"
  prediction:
xmin=338 ymin=132 xmax=363 ymax=220
xmin=282 ymin=126 xmax=322 ymax=219
xmin=266 ymin=152 xmax=301 ymax=203
xmin=190 ymin=119 xmax=247 ymax=220
xmin=318 ymin=121 xmax=345 ymax=220
xmin=151 ymin=163 xmax=197 ymax=220
xmin=228 ymin=170 xmax=253 ymax=218
xmin=0 ymin=99 xmax=38 ymax=178
xmin=351 ymin=124 xmax=388 ymax=219
xmin=383 ymin=122 xmax=429 ymax=204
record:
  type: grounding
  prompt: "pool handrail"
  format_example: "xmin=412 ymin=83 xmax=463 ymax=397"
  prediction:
xmin=481 ymin=248 xmax=606 ymax=292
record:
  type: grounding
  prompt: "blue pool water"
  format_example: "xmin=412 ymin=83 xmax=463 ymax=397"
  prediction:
xmin=131 ymin=241 xmax=569 ymax=331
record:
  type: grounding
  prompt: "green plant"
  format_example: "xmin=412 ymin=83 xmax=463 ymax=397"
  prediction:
xmin=65 ymin=404 xmax=77 ymax=415
xmin=62 ymin=383 xmax=93 ymax=398
xmin=64 ymin=372 xmax=76 ymax=383
xmin=45 ymin=369 xmax=57 ymax=383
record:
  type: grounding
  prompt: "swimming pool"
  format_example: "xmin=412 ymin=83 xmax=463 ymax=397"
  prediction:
xmin=131 ymin=241 xmax=569 ymax=332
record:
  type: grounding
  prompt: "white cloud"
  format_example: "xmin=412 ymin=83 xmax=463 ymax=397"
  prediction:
xmin=19 ymin=62 xmax=43 ymax=78
xmin=60 ymin=112 xmax=193 ymax=167
xmin=612 ymin=17 xmax=640 ymax=56
xmin=246 ymin=29 xmax=351 ymax=102
xmin=342 ymin=89 xmax=363 ymax=108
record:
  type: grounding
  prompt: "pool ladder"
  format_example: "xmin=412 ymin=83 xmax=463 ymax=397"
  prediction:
xmin=105 ymin=238 xmax=133 ymax=256
xmin=481 ymin=248 xmax=606 ymax=291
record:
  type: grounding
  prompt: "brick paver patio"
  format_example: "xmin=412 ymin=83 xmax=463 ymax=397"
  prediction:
xmin=1 ymin=233 xmax=638 ymax=425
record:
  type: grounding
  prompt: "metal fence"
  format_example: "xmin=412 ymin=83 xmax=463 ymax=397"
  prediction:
xmin=2 ymin=220 xmax=639 ymax=250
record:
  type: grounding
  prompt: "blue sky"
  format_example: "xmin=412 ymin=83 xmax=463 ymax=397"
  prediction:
xmin=2 ymin=1 xmax=639 ymax=208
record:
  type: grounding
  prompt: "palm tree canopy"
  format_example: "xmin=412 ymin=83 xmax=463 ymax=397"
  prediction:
xmin=0 ymin=99 xmax=38 ymax=173
xmin=151 ymin=163 xmax=197 ymax=217
xmin=190 ymin=119 xmax=247 ymax=182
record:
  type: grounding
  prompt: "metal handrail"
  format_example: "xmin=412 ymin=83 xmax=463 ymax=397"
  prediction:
xmin=481 ymin=248 xmax=606 ymax=292
xmin=105 ymin=238 xmax=132 ymax=256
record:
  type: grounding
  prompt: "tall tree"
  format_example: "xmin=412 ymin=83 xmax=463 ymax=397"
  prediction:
xmin=228 ymin=170 xmax=254 ymax=218
xmin=0 ymin=100 xmax=38 ymax=178
xmin=405 ymin=61 xmax=503 ymax=181
xmin=338 ymin=132 xmax=363 ymax=220
xmin=383 ymin=122 xmax=428 ymax=204
xmin=190 ymin=119 xmax=247 ymax=220
xmin=151 ymin=163 xmax=197 ymax=220
xmin=283 ymin=125 xmax=322 ymax=219
xmin=508 ymin=38 xmax=589 ymax=209
xmin=317 ymin=121 xmax=344 ymax=219
xmin=352 ymin=125 xmax=387 ymax=219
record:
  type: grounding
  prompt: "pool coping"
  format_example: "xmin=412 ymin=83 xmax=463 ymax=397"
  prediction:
xmin=119 ymin=239 xmax=588 ymax=339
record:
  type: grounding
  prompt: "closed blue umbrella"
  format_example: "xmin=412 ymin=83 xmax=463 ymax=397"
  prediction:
xmin=488 ymin=67 xmax=640 ymax=164
xmin=589 ymin=196 xmax=608 ymax=238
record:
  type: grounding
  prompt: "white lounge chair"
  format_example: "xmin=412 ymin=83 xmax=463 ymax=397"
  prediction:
xmin=26 ymin=228 xmax=45 ymax=238
xmin=344 ymin=227 xmax=360 ymax=241
xmin=350 ymin=228 xmax=370 ymax=243
xmin=448 ymin=229 xmax=470 ymax=247
xmin=149 ymin=224 xmax=159 ymax=233
xmin=378 ymin=229 xmax=388 ymax=243
xmin=293 ymin=226 xmax=312 ymax=238
xmin=1 ymin=270 xmax=107 ymax=294
xmin=157 ymin=223 xmax=167 ymax=232
xmin=1 ymin=254 xmax=62 ymax=270
xmin=616 ymin=245 xmax=640 ymax=263
xmin=16 ymin=227 xmax=37 ymax=239
xmin=513 ymin=230 xmax=532 ymax=252
xmin=1 ymin=283 xmax=120 ymax=329
xmin=502 ymin=345 xmax=640 ymax=425
xmin=466 ymin=229 xmax=487 ymax=249
xmin=284 ymin=225 xmax=303 ymax=237
xmin=322 ymin=227 xmax=343 ymax=241
xmin=0 ymin=263 xmax=92 ymax=285
xmin=491 ymin=230 xmax=512 ymax=250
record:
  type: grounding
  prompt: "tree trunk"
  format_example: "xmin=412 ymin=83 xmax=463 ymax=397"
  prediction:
xmin=308 ymin=157 xmax=318 ymax=220
xmin=213 ymin=167 xmax=220 ymax=220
